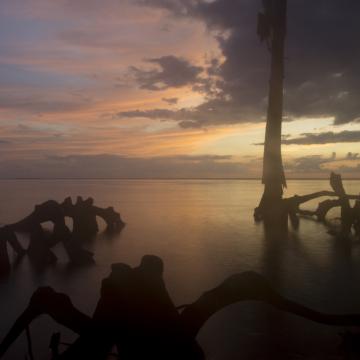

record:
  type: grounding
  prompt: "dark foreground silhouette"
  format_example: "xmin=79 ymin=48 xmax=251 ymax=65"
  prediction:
xmin=1 ymin=255 xmax=360 ymax=359
xmin=0 ymin=197 xmax=125 ymax=275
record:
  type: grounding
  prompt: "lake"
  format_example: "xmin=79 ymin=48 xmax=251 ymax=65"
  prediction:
xmin=1 ymin=179 xmax=360 ymax=359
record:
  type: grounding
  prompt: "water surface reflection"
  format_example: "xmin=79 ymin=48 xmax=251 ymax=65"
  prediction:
xmin=0 ymin=179 xmax=360 ymax=359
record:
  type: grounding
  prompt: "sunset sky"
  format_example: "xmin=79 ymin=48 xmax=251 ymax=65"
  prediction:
xmin=0 ymin=0 xmax=360 ymax=178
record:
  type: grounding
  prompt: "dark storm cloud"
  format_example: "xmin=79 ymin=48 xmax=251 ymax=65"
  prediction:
xmin=284 ymin=1 xmax=360 ymax=125
xmin=255 ymin=130 xmax=360 ymax=145
xmin=119 ymin=96 xmax=259 ymax=128
xmin=129 ymin=0 xmax=360 ymax=127
xmin=0 ymin=154 xmax=246 ymax=179
xmin=131 ymin=56 xmax=203 ymax=90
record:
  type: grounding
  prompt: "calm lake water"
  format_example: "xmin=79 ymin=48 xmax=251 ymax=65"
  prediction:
xmin=1 ymin=179 xmax=360 ymax=359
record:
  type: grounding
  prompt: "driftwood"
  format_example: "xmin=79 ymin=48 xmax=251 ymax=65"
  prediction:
xmin=0 ymin=226 xmax=27 ymax=277
xmin=255 ymin=172 xmax=360 ymax=238
xmin=294 ymin=173 xmax=360 ymax=238
xmin=0 ymin=197 xmax=125 ymax=274
xmin=9 ymin=197 xmax=124 ymax=236
xmin=284 ymin=191 xmax=337 ymax=229
xmin=297 ymin=199 xmax=341 ymax=222
xmin=1 ymin=255 xmax=360 ymax=359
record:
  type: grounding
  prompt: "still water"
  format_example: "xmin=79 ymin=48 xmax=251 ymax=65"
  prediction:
xmin=0 ymin=179 xmax=360 ymax=359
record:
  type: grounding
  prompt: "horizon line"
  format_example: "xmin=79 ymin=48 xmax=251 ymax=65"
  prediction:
xmin=0 ymin=177 xmax=360 ymax=181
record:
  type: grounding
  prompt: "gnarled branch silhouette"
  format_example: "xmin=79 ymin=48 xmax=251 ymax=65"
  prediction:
xmin=1 ymin=256 xmax=360 ymax=359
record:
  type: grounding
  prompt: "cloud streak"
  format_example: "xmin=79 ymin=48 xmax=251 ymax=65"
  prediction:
xmin=281 ymin=131 xmax=360 ymax=145
xmin=255 ymin=130 xmax=360 ymax=145
xmin=0 ymin=153 xmax=248 ymax=179
xmin=1 ymin=151 xmax=359 ymax=179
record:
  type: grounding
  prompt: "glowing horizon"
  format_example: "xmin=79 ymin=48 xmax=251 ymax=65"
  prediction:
xmin=0 ymin=0 xmax=360 ymax=179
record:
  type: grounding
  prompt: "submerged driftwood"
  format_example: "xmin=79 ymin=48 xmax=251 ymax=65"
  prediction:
xmin=1 ymin=255 xmax=360 ymax=359
xmin=0 ymin=197 xmax=125 ymax=275
xmin=255 ymin=172 xmax=360 ymax=238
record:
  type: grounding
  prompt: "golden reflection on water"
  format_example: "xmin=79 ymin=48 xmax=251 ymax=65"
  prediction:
xmin=0 ymin=179 xmax=360 ymax=359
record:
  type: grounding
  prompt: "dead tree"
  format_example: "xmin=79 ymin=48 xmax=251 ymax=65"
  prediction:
xmin=2 ymin=255 xmax=360 ymax=359
xmin=257 ymin=0 xmax=288 ymax=223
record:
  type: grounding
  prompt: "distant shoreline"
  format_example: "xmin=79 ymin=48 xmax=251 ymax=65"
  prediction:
xmin=1 ymin=178 xmax=360 ymax=181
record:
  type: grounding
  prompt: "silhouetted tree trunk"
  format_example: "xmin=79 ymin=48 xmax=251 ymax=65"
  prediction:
xmin=257 ymin=0 xmax=287 ymax=223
